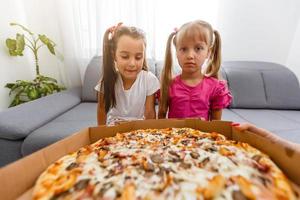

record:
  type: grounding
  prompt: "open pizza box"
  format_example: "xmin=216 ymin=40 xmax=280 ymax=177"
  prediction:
xmin=1 ymin=119 xmax=300 ymax=199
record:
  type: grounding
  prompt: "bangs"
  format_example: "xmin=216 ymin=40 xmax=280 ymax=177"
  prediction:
xmin=176 ymin=24 xmax=211 ymax=46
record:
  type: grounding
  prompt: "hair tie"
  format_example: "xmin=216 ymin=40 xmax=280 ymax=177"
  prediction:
xmin=108 ymin=22 xmax=123 ymax=38
xmin=173 ymin=27 xmax=178 ymax=34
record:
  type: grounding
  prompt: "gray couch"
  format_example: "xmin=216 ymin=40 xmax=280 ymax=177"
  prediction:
xmin=1 ymin=56 xmax=300 ymax=167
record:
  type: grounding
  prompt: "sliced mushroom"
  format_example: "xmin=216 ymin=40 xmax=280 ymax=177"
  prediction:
xmin=150 ymin=154 xmax=164 ymax=164
xmin=65 ymin=162 xmax=79 ymax=171
xmin=232 ymin=190 xmax=248 ymax=200
xmin=74 ymin=179 xmax=90 ymax=190
xmin=190 ymin=152 xmax=200 ymax=159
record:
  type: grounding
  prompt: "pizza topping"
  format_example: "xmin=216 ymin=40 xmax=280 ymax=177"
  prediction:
xmin=190 ymin=151 xmax=200 ymax=159
xmin=121 ymin=183 xmax=136 ymax=199
xmin=253 ymin=159 xmax=271 ymax=173
xmin=65 ymin=162 xmax=79 ymax=171
xmin=143 ymin=160 xmax=155 ymax=172
xmin=219 ymin=146 xmax=235 ymax=156
xmin=74 ymin=179 xmax=90 ymax=190
xmin=150 ymin=154 xmax=164 ymax=164
xmin=97 ymin=182 xmax=113 ymax=197
xmin=233 ymin=176 xmax=255 ymax=199
xmin=168 ymin=150 xmax=180 ymax=158
xmin=180 ymin=139 xmax=190 ymax=146
xmin=232 ymin=190 xmax=248 ymax=200
xmin=50 ymin=190 xmax=70 ymax=200
xmin=257 ymin=175 xmax=272 ymax=187
xmin=179 ymin=162 xmax=192 ymax=169
xmin=205 ymin=146 xmax=218 ymax=153
xmin=202 ymin=175 xmax=226 ymax=199
xmin=252 ymin=154 xmax=262 ymax=163
xmin=198 ymin=157 xmax=210 ymax=168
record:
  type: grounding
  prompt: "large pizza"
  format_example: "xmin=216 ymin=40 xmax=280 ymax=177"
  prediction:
xmin=32 ymin=128 xmax=297 ymax=199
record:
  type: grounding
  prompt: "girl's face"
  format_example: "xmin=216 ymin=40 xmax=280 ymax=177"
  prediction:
xmin=176 ymin=36 xmax=211 ymax=75
xmin=115 ymin=35 xmax=145 ymax=81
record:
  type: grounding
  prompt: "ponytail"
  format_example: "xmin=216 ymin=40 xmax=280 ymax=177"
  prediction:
xmin=102 ymin=29 xmax=118 ymax=113
xmin=159 ymin=32 xmax=176 ymax=115
xmin=205 ymin=30 xmax=222 ymax=79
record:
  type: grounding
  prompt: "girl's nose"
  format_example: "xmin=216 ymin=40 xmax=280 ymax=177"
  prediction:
xmin=129 ymin=59 xmax=135 ymax=67
xmin=187 ymin=50 xmax=194 ymax=59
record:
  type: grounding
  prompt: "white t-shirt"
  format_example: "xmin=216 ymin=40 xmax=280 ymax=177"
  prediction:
xmin=95 ymin=70 xmax=160 ymax=125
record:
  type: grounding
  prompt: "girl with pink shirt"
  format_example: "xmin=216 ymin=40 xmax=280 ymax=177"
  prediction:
xmin=158 ymin=20 xmax=232 ymax=120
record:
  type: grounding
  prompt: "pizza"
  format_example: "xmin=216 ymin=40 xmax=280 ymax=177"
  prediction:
xmin=32 ymin=128 xmax=298 ymax=199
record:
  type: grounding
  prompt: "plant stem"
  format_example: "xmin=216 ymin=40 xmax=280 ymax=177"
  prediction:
xmin=34 ymin=50 xmax=40 ymax=77
xmin=30 ymin=35 xmax=40 ymax=78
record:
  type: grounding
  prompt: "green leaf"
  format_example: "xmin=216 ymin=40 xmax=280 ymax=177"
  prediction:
xmin=5 ymin=83 xmax=16 ymax=89
xmin=27 ymin=88 xmax=39 ymax=100
xmin=8 ymin=84 xmax=23 ymax=96
xmin=38 ymin=34 xmax=56 ymax=55
xmin=38 ymin=34 xmax=49 ymax=44
xmin=40 ymin=76 xmax=57 ymax=83
xmin=47 ymin=43 xmax=55 ymax=55
xmin=9 ymin=98 xmax=19 ymax=107
xmin=5 ymin=34 xmax=25 ymax=56
xmin=6 ymin=39 xmax=19 ymax=56
xmin=16 ymin=34 xmax=25 ymax=54
xmin=10 ymin=22 xmax=34 ymax=35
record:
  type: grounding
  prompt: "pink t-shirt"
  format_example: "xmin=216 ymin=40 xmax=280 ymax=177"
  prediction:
xmin=168 ymin=75 xmax=232 ymax=120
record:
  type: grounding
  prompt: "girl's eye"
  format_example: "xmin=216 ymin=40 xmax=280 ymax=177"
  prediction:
xmin=135 ymin=56 xmax=143 ymax=60
xmin=121 ymin=56 xmax=129 ymax=59
xmin=179 ymin=47 xmax=186 ymax=52
xmin=196 ymin=46 xmax=204 ymax=51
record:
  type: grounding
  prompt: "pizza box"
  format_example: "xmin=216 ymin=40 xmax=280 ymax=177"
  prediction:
xmin=1 ymin=119 xmax=300 ymax=200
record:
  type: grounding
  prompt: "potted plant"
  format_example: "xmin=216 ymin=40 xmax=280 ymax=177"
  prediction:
xmin=5 ymin=22 xmax=65 ymax=107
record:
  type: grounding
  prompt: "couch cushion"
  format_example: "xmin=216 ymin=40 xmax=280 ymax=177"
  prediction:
xmin=231 ymin=109 xmax=300 ymax=132
xmin=0 ymin=87 xmax=81 ymax=140
xmin=221 ymin=109 xmax=249 ymax=123
xmin=21 ymin=103 xmax=97 ymax=156
xmin=223 ymin=61 xmax=300 ymax=109
xmin=270 ymin=110 xmax=300 ymax=123
xmin=82 ymin=56 xmax=157 ymax=102
xmin=273 ymin=129 xmax=300 ymax=144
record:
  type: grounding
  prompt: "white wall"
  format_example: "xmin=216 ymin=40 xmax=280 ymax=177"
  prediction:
xmin=0 ymin=0 xmax=33 ymax=110
xmin=218 ymin=0 xmax=300 ymax=65
xmin=287 ymin=17 xmax=300 ymax=79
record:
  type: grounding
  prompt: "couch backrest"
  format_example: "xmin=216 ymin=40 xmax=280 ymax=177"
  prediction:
xmin=82 ymin=56 xmax=157 ymax=102
xmin=222 ymin=61 xmax=300 ymax=109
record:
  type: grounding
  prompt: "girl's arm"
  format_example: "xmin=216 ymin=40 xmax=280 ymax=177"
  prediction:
xmin=144 ymin=94 xmax=156 ymax=119
xmin=210 ymin=109 xmax=222 ymax=120
xmin=97 ymin=92 xmax=106 ymax=125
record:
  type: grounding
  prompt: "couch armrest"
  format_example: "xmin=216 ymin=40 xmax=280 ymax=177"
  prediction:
xmin=0 ymin=87 xmax=81 ymax=140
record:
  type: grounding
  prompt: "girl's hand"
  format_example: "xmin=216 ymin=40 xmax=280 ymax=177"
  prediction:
xmin=231 ymin=122 xmax=257 ymax=132
xmin=231 ymin=122 xmax=268 ymax=137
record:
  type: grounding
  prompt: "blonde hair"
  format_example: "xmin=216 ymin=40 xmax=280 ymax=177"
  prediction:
xmin=159 ymin=20 xmax=222 ymax=115
xmin=101 ymin=25 xmax=148 ymax=113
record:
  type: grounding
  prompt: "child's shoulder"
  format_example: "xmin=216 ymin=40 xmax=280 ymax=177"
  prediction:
xmin=140 ymin=70 xmax=158 ymax=80
xmin=203 ymin=76 xmax=227 ymax=88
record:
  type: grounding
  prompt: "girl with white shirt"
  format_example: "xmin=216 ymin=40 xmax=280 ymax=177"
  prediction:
xmin=95 ymin=23 xmax=160 ymax=125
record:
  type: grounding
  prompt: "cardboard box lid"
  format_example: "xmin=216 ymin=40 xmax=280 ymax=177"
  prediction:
xmin=1 ymin=119 xmax=300 ymax=200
